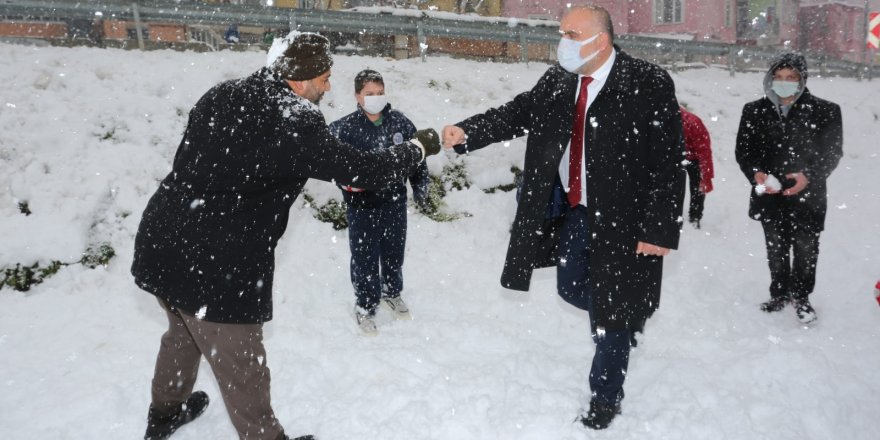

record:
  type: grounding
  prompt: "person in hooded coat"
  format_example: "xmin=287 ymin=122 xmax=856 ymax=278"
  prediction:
xmin=329 ymin=69 xmax=429 ymax=334
xmin=131 ymin=32 xmax=440 ymax=440
xmin=735 ymin=52 xmax=843 ymax=324
xmin=442 ymin=5 xmax=684 ymax=430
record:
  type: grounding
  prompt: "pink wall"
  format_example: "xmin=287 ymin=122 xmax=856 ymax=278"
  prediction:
xmin=502 ymin=0 xmax=736 ymax=42
xmin=799 ymin=4 xmax=865 ymax=61
xmin=618 ymin=0 xmax=736 ymax=42
xmin=501 ymin=0 xmax=875 ymax=59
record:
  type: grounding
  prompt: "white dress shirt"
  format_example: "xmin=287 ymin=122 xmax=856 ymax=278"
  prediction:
xmin=558 ymin=49 xmax=617 ymax=207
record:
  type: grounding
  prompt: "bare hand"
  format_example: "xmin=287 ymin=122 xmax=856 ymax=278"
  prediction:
xmin=754 ymin=171 xmax=779 ymax=194
xmin=783 ymin=172 xmax=809 ymax=196
xmin=636 ymin=241 xmax=670 ymax=257
xmin=442 ymin=125 xmax=466 ymax=149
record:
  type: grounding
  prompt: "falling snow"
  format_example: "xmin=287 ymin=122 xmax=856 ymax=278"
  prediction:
xmin=0 ymin=43 xmax=878 ymax=440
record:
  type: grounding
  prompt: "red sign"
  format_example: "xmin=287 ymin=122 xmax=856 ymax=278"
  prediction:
xmin=869 ymin=12 xmax=880 ymax=49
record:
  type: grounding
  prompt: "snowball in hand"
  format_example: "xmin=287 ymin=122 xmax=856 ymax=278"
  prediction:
xmin=755 ymin=174 xmax=782 ymax=195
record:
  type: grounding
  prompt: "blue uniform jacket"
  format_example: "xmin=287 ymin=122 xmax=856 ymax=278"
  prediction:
xmin=330 ymin=105 xmax=429 ymax=208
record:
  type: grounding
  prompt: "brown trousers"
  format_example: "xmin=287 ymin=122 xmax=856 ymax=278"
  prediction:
xmin=151 ymin=298 xmax=285 ymax=440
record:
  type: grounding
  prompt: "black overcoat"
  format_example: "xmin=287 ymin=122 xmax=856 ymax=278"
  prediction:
xmin=132 ymin=68 xmax=424 ymax=324
xmin=455 ymin=50 xmax=685 ymax=329
xmin=735 ymin=89 xmax=843 ymax=232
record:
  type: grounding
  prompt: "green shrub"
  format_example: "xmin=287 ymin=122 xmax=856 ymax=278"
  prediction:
xmin=18 ymin=201 xmax=32 ymax=216
xmin=483 ymin=166 xmax=522 ymax=194
xmin=416 ymin=163 xmax=472 ymax=222
xmin=80 ymin=243 xmax=116 ymax=269
xmin=1 ymin=261 xmax=64 ymax=292
xmin=1 ymin=242 xmax=116 ymax=292
xmin=302 ymin=192 xmax=348 ymax=230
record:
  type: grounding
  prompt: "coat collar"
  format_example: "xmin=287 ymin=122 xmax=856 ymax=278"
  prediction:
xmin=601 ymin=45 xmax=635 ymax=94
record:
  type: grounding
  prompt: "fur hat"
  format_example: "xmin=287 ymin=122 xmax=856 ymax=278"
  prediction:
xmin=270 ymin=32 xmax=333 ymax=81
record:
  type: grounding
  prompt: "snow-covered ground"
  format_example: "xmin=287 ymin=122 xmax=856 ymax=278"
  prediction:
xmin=1 ymin=42 xmax=879 ymax=440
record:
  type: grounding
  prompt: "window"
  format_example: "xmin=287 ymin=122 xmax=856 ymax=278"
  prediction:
xmin=724 ymin=0 xmax=732 ymax=27
xmin=654 ymin=0 xmax=684 ymax=24
xmin=127 ymin=27 xmax=149 ymax=40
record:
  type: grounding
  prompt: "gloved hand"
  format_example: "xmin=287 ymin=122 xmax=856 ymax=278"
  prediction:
xmin=413 ymin=128 xmax=441 ymax=157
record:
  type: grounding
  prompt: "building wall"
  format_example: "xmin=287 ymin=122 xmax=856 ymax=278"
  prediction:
xmin=419 ymin=0 xmax=503 ymax=16
xmin=150 ymin=24 xmax=187 ymax=42
xmin=625 ymin=0 xmax=736 ymax=42
xmin=103 ymin=20 xmax=129 ymax=40
xmin=799 ymin=4 xmax=864 ymax=61
xmin=100 ymin=20 xmax=186 ymax=42
xmin=0 ymin=22 xmax=67 ymax=39
xmin=503 ymin=0 xmax=736 ymax=42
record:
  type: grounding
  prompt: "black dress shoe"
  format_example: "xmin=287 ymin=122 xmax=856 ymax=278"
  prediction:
xmin=581 ymin=400 xmax=621 ymax=430
xmin=144 ymin=391 xmax=209 ymax=440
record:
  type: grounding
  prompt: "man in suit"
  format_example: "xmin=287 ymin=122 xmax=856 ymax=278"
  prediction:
xmin=442 ymin=5 xmax=684 ymax=429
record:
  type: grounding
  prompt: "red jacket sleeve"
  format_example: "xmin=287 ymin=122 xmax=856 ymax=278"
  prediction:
xmin=681 ymin=109 xmax=714 ymax=193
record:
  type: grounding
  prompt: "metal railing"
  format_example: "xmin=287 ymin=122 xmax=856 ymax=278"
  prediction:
xmin=1 ymin=0 xmax=876 ymax=78
xmin=188 ymin=24 xmax=223 ymax=51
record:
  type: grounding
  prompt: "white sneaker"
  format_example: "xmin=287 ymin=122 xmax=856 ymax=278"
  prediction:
xmin=354 ymin=306 xmax=377 ymax=335
xmin=382 ymin=296 xmax=411 ymax=319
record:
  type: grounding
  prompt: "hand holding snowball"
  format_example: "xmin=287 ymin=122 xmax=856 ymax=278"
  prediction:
xmin=754 ymin=172 xmax=782 ymax=195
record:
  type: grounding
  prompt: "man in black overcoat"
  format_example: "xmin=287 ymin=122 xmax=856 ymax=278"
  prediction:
xmin=442 ymin=6 xmax=684 ymax=430
xmin=735 ymin=52 xmax=842 ymax=324
xmin=131 ymin=32 xmax=439 ymax=440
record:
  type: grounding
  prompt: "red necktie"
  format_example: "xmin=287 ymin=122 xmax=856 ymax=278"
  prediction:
xmin=568 ymin=76 xmax=593 ymax=207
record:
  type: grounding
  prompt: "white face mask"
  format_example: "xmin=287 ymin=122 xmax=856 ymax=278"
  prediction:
xmin=556 ymin=33 xmax=601 ymax=74
xmin=361 ymin=95 xmax=387 ymax=115
xmin=771 ymin=80 xmax=799 ymax=98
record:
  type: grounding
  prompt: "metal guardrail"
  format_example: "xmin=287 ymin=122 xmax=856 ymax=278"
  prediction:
xmin=1 ymin=0 xmax=876 ymax=78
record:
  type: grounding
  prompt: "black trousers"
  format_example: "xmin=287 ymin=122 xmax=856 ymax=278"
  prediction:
xmin=557 ymin=205 xmax=630 ymax=406
xmin=685 ymin=160 xmax=705 ymax=222
xmin=760 ymin=219 xmax=821 ymax=301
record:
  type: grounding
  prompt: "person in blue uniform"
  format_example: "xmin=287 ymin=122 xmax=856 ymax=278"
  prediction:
xmin=329 ymin=69 xmax=430 ymax=334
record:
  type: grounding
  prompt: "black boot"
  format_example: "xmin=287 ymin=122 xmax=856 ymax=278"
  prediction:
xmin=794 ymin=298 xmax=817 ymax=323
xmin=580 ymin=400 xmax=621 ymax=430
xmin=285 ymin=436 xmax=316 ymax=440
xmin=144 ymin=391 xmax=209 ymax=440
xmin=760 ymin=296 xmax=788 ymax=313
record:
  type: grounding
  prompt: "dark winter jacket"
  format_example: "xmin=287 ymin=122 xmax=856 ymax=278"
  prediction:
xmin=329 ymin=105 xmax=429 ymax=208
xmin=735 ymin=53 xmax=843 ymax=232
xmin=454 ymin=49 xmax=685 ymax=330
xmin=131 ymin=68 xmax=425 ymax=324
